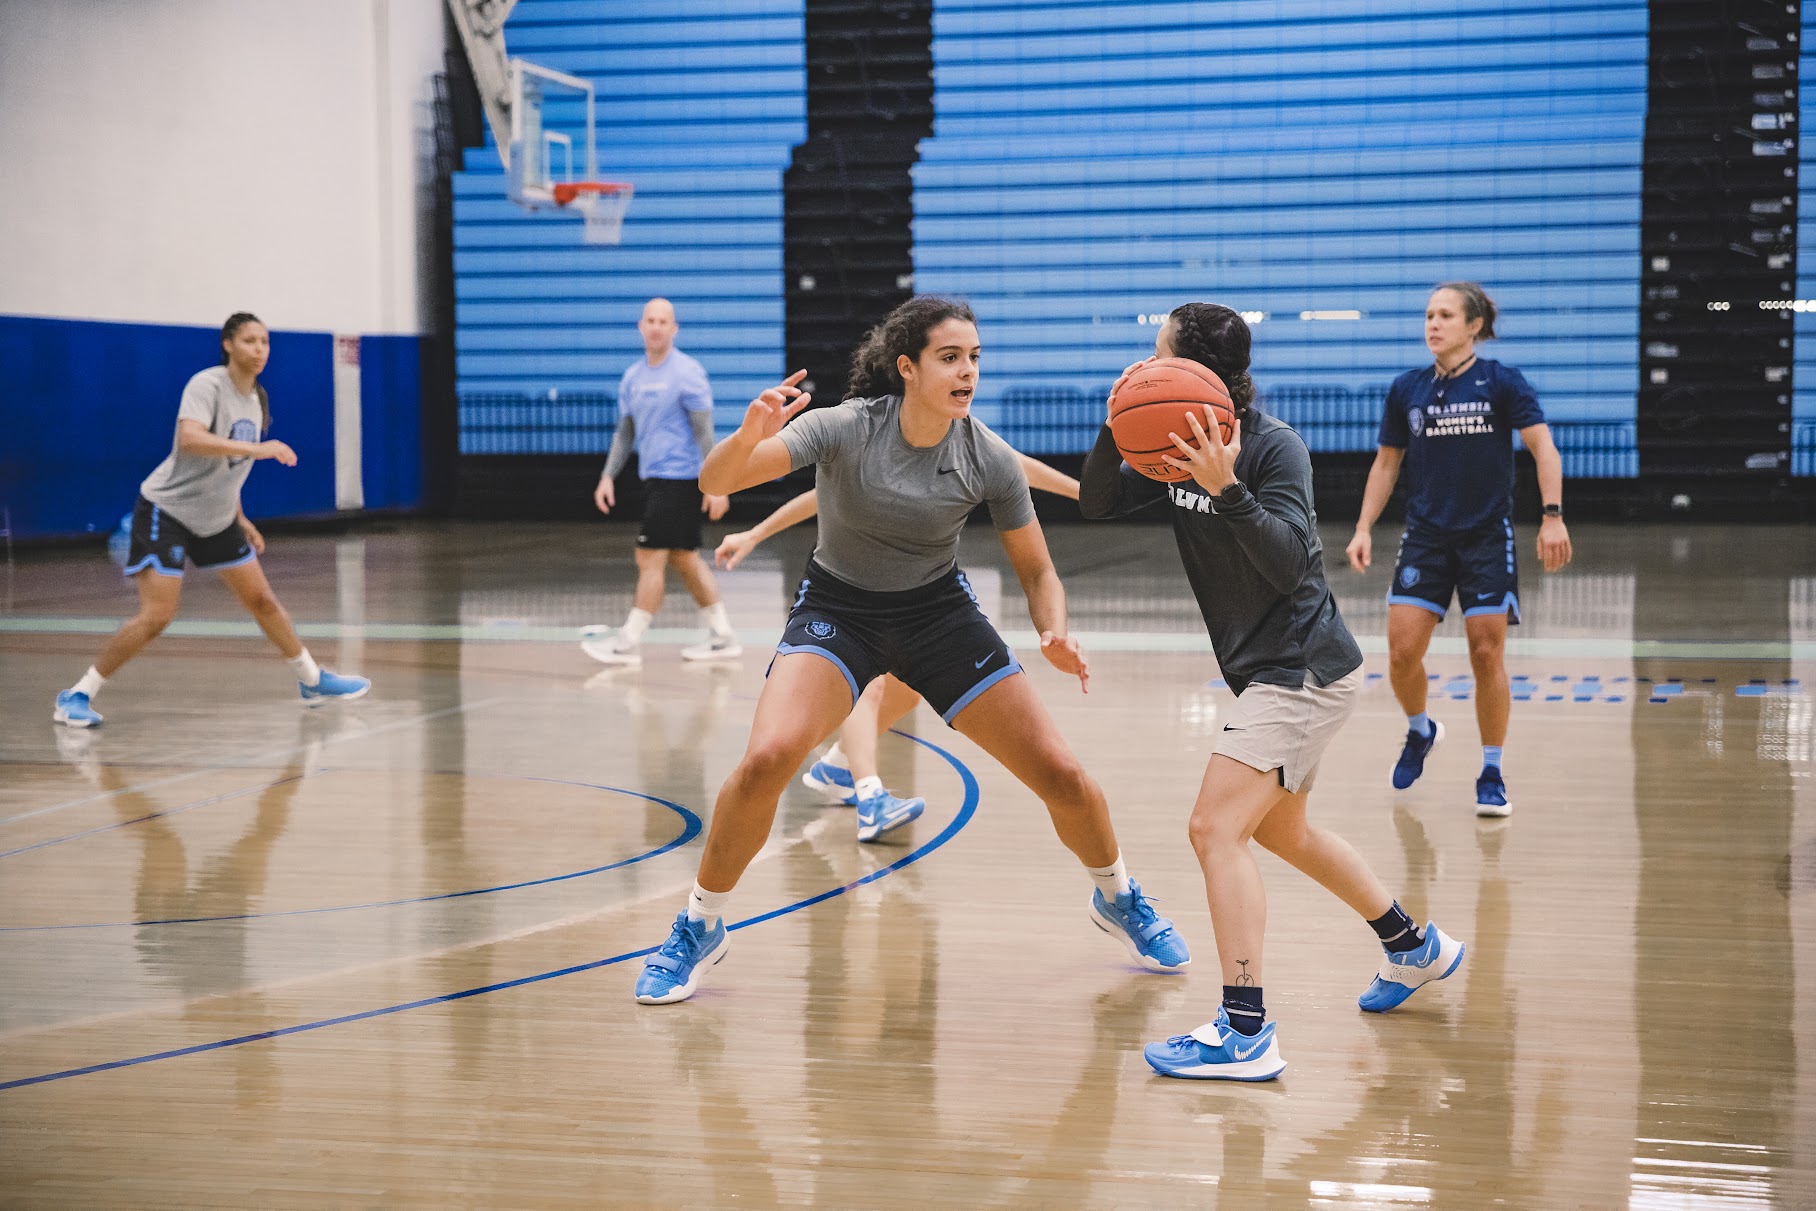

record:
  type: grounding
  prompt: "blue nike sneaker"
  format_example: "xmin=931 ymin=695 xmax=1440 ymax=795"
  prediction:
xmin=635 ymin=911 xmax=729 ymax=1005
xmin=300 ymin=669 xmax=371 ymax=706
xmin=801 ymin=757 xmax=858 ymax=805
xmin=53 ymin=690 xmax=103 ymax=728
xmin=1475 ymin=766 xmax=1512 ymax=819
xmin=1090 ymin=881 xmax=1190 ymax=971
xmin=1391 ymin=718 xmax=1445 ymax=789
xmin=1144 ymin=1007 xmax=1286 ymax=1081
xmin=1358 ymin=921 xmax=1466 ymax=1012
xmin=855 ymin=788 xmax=924 ymax=842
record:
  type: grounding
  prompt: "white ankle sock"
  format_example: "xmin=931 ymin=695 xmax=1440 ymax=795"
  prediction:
xmin=621 ymin=608 xmax=654 ymax=644
xmin=1086 ymin=854 xmax=1132 ymax=902
xmin=72 ymin=667 xmax=106 ymax=698
xmin=687 ymin=882 xmax=730 ymax=925
xmin=853 ymin=775 xmax=884 ymax=801
xmin=702 ymin=601 xmax=733 ymax=639
xmin=822 ymin=742 xmax=849 ymax=770
xmin=289 ymin=649 xmax=322 ymax=687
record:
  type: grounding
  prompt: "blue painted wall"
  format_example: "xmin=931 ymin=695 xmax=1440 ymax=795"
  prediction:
xmin=1 ymin=314 xmax=420 ymax=539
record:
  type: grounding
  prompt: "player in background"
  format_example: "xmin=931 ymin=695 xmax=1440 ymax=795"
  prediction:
xmin=583 ymin=298 xmax=742 ymax=667
xmin=1346 ymin=283 xmax=1573 ymax=818
xmin=53 ymin=312 xmax=370 ymax=727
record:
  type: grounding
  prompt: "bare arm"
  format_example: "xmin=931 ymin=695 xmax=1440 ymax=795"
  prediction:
xmin=1519 ymin=422 xmax=1574 ymax=572
xmin=1015 ymin=452 xmax=1080 ymax=500
xmin=1344 ymin=445 xmax=1404 ymax=572
xmin=699 ymin=372 xmax=811 ymax=495
xmin=177 ymin=419 xmax=293 ymax=465
xmin=714 ymin=490 xmax=819 ymax=569
xmin=998 ymin=519 xmax=1088 ymax=691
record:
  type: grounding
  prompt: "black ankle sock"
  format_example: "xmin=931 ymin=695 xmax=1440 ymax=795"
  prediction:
xmin=1368 ymin=901 xmax=1425 ymax=953
xmin=1222 ymin=985 xmax=1266 ymax=1036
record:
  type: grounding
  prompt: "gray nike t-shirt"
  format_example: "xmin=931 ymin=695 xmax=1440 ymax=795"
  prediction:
xmin=779 ymin=395 xmax=1036 ymax=591
xmin=139 ymin=366 xmax=266 ymax=536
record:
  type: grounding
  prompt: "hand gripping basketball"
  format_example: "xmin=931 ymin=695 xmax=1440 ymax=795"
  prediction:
xmin=1108 ymin=358 xmax=1236 ymax=482
xmin=739 ymin=370 xmax=812 ymax=442
xmin=1160 ymin=408 xmax=1242 ymax=496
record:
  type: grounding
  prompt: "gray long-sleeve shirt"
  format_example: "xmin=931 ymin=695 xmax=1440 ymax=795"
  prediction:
xmin=1079 ymin=410 xmax=1361 ymax=695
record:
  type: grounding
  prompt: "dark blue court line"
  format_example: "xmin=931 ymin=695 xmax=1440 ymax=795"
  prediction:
xmin=0 ymin=774 xmax=701 ymax=932
xmin=0 ymin=732 xmax=980 ymax=1093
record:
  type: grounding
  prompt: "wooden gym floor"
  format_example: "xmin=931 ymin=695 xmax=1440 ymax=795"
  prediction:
xmin=1 ymin=518 xmax=1813 ymax=1207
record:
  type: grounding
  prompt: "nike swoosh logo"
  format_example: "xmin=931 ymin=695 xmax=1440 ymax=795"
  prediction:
xmin=1232 ymin=1039 xmax=1265 ymax=1060
xmin=938 ymin=467 xmax=958 ymax=475
xmin=974 ymin=654 xmax=993 ymax=668
xmin=1222 ymin=725 xmax=1244 ymax=731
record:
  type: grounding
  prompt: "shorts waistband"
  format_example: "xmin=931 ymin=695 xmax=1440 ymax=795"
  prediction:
xmin=802 ymin=559 xmax=966 ymax=606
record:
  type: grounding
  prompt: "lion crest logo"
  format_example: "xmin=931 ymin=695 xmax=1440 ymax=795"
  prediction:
xmin=806 ymin=620 xmax=837 ymax=640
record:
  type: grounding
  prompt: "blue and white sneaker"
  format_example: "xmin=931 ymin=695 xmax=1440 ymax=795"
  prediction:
xmin=801 ymin=758 xmax=858 ymax=806
xmin=53 ymin=690 xmax=103 ymax=728
xmin=1089 ymin=881 xmax=1190 ymax=971
xmin=300 ymin=669 xmax=371 ymax=707
xmin=1475 ymin=766 xmax=1512 ymax=818
xmin=635 ymin=911 xmax=729 ymax=1004
xmin=1391 ymin=718 xmax=1445 ymax=789
xmin=855 ymin=788 xmax=924 ymax=842
xmin=1144 ymin=1007 xmax=1286 ymax=1082
xmin=1358 ymin=921 xmax=1466 ymax=1012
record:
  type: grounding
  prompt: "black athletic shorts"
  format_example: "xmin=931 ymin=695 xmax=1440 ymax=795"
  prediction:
xmin=773 ymin=560 xmax=1023 ymax=724
xmin=637 ymin=477 xmax=704 ymax=551
xmin=1389 ymin=518 xmax=1520 ymax=623
xmin=123 ymin=495 xmax=253 ymax=578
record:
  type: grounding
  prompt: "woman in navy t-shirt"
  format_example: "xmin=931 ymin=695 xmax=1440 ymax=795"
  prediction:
xmin=1346 ymin=283 xmax=1573 ymax=819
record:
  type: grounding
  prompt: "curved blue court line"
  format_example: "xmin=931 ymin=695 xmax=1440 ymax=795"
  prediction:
xmin=0 ymin=774 xmax=702 ymax=932
xmin=0 ymin=732 xmax=980 ymax=1092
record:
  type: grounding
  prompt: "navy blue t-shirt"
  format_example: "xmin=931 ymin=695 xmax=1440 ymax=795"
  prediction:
xmin=1378 ymin=357 xmax=1545 ymax=533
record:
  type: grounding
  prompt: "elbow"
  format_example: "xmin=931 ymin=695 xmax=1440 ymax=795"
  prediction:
xmin=1077 ymin=492 xmax=1111 ymax=520
xmin=698 ymin=470 xmax=732 ymax=496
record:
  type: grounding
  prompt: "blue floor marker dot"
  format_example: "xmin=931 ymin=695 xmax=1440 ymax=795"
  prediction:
xmin=1546 ymin=695 xmax=1564 ymax=702
xmin=1649 ymin=697 xmax=1670 ymax=704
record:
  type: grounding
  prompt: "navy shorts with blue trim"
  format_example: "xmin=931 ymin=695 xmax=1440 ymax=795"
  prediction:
xmin=1388 ymin=518 xmax=1520 ymax=623
xmin=774 ymin=560 xmax=1022 ymax=724
xmin=124 ymin=495 xmax=253 ymax=578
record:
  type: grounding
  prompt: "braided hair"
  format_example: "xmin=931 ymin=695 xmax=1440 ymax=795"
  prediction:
xmin=1163 ymin=303 xmax=1256 ymax=418
xmin=846 ymin=296 xmax=977 ymax=400
xmin=1432 ymin=281 xmax=1498 ymax=340
xmin=220 ymin=311 xmax=271 ymax=432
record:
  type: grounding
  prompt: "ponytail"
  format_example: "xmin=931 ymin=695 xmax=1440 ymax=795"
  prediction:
xmin=1164 ymin=303 xmax=1256 ymax=418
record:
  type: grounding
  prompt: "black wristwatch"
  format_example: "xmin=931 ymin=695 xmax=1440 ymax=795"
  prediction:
xmin=1542 ymin=503 xmax=1563 ymax=519
xmin=1210 ymin=481 xmax=1248 ymax=514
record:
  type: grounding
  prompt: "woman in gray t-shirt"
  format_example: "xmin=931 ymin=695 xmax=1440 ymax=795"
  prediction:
xmin=632 ymin=295 xmax=1191 ymax=1006
xmin=52 ymin=313 xmax=370 ymax=728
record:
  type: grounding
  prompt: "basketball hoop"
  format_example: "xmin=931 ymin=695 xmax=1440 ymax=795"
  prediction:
xmin=554 ymin=182 xmax=634 ymax=245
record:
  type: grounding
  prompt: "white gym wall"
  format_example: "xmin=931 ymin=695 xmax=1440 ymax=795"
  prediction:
xmin=0 ymin=0 xmax=444 ymax=335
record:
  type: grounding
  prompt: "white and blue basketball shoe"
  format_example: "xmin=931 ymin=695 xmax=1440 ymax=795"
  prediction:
xmin=801 ymin=756 xmax=858 ymax=805
xmin=52 ymin=690 xmax=103 ymax=728
xmin=1358 ymin=921 xmax=1466 ymax=1012
xmin=300 ymin=670 xmax=371 ymax=707
xmin=1144 ymin=1007 xmax=1286 ymax=1082
xmin=854 ymin=788 xmax=924 ymax=842
xmin=1090 ymin=881 xmax=1190 ymax=971
xmin=635 ymin=911 xmax=729 ymax=1004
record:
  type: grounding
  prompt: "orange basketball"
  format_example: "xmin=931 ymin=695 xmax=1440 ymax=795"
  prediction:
xmin=1108 ymin=357 xmax=1236 ymax=482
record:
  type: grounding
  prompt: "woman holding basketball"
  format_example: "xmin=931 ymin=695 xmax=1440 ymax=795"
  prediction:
xmin=1080 ymin=302 xmax=1464 ymax=1081
xmin=1346 ymin=282 xmax=1572 ymax=818
xmin=633 ymin=295 xmax=1189 ymax=1004
xmin=52 ymin=312 xmax=370 ymax=727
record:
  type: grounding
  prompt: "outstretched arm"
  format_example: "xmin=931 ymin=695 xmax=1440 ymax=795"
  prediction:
xmin=714 ymin=490 xmax=820 ymax=569
xmin=1078 ymin=423 xmax=1166 ymax=518
xmin=998 ymin=519 xmax=1088 ymax=692
xmin=178 ymin=420 xmax=294 ymax=466
xmin=1015 ymin=452 xmax=1080 ymax=500
xmin=699 ymin=371 xmax=812 ymax=495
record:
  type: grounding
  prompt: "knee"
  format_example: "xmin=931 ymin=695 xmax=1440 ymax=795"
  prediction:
xmin=1254 ymin=819 xmax=1306 ymax=860
xmin=1188 ymin=806 xmax=1245 ymax=859
xmin=1388 ymin=641 xmax=1424 ymax=673
xmin=736 ymin=738 xmax=813 ymax=790
xmin=1467 ymin=633 xmax=1504 ymax=666
xmin=245 ymin=591 xmax=285 ymax=619
xmin=138 ymin=605 xmax=177 ymax=635
xmin=1036 ymin=753 xmax=1101 ymax=810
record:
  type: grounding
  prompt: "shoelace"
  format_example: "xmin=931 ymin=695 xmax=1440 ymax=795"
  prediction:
xmin=658 ymin=917 xmax=703 ymax=961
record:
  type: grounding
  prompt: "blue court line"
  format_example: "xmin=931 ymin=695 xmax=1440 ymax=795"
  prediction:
xmin=0 ymin=774 xmax=702 ymax=932
xmin=0 ymin=731 xmax=980 ymax=1093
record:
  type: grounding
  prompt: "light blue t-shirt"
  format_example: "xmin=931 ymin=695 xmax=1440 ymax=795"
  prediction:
xmin=618 ymin=350 xmax=714 ymax=480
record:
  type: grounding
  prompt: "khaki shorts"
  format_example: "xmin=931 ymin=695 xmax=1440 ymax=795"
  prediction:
xmin=1213 ymin=668 xmax=1362 ymax=794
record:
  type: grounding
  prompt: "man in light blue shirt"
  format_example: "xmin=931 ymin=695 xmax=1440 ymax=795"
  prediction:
xmin=584 ymin=298 xmax=741 ymax=666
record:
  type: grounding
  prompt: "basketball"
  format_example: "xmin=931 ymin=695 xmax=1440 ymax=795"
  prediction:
xmin=1108 ymin=358 xmax=1237 ymax=482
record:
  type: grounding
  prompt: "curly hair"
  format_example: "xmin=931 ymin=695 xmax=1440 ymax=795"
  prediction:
xmin=1432 ymin=281 xmax=1498 ymax=341
xmin=219 ymin=311 xmax=271 ymax=432
xmin=846 ymin=296 xmax=977 ymax=400
xmin=1163 ymin=303 xmax=1256 ymax=417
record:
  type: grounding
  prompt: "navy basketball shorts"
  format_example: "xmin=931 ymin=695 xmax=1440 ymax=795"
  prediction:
xmin=637 ymin=477 xmax=705 ymax=551
xmin=124 ymin=495 xmax=253 ymax=578
xmin=774 ymin=560 xmax=1023 ymax=725
xmin=1388 ymin=518 xmax=1521 ymax=623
